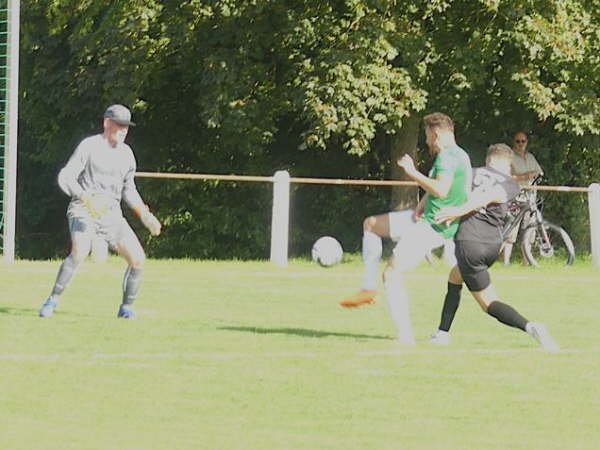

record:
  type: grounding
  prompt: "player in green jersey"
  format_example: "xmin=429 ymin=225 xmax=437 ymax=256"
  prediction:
xmin=341 ymin=113 xmax=472 ymax=344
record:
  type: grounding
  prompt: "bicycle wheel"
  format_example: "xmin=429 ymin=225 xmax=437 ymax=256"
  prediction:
xmin=521 ymin=221 xmax=575 ymax=267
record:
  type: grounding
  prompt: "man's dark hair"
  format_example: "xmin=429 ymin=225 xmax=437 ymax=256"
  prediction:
xmin=423 ymin=112 xmax=454 ymax=132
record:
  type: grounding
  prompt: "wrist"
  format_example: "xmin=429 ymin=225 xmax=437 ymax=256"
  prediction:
xmin=133 ymin=204 xmax=149 ymax=217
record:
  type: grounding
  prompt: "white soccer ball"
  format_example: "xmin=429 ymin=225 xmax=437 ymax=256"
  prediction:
xmin=312 ymin=236 xmax=343 ymax=267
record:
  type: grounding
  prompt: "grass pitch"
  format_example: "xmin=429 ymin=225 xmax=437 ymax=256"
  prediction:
xmin=1 ymin=257 xmax=599 ymax=449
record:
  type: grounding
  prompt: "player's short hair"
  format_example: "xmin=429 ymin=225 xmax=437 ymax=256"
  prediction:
xmin=423 ymin=112 xmax=454 ymax=132
xmin=486 ymin=143 xmax=513 ymax=162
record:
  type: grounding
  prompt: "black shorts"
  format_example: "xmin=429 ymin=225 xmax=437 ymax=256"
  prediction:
xmin=454 ymin=240 xmax=502 ymax=292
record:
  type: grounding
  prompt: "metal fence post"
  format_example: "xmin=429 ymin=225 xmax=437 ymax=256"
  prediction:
xmin=588 ymin=183 xmax=600 ymax=267
xmin=270 ymin=170 xmax=290 ymax=266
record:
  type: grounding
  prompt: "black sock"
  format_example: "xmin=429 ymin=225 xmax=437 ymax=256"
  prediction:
xmin=438 ymin=282 xmax=462 ymax=332
xmin=487 ymin=301 xmax=528 ymax=331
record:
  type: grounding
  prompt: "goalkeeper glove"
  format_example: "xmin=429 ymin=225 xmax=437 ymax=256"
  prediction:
xmin=81 ymin=193 xmax=111 ymax=219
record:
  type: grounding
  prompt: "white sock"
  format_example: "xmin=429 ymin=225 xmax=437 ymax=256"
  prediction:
xmin=384 ymin=272 xmax=415 ymax=345
xmin=442 ymin=240 xmax=456 ymax=267
xmin=362 ymin=231 xmax=382 ymax=291
xmin=525 ymin=322 xmax=534 ymax=335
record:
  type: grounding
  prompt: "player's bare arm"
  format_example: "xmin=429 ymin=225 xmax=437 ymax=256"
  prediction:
xmin=397 ymin=154 xmax=453 ymax=199
xmin=512 ymin=170 xmax=536 ymax=182
xmin=414 ymin=193 xmax=428 ymax=220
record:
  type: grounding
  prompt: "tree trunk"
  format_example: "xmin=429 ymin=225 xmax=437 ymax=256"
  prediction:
xmin=389 ymin=114 xmax=420 ymax=211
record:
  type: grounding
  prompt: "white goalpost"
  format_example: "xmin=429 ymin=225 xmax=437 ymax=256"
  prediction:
xmin=1 ymin=0 xmax=19 ymax=263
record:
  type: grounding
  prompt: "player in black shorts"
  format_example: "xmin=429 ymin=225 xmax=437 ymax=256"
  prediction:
xmin=429 ymin=143 xmax=559 ymax=351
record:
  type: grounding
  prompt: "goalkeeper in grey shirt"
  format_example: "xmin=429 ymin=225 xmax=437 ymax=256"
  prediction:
xmin=39 ymin=104 xmax=161 ymax=319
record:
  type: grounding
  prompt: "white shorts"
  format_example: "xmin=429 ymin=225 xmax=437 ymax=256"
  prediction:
xmin=388 ymin=209 xmax=445 ymax=271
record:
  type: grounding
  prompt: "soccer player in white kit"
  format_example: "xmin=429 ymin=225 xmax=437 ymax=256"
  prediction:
xmin=39 ymin=105 xmax=161 ymax=319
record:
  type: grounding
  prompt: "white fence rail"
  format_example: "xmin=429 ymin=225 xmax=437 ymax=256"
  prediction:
xmin=136 ymin=171 xmax=600 ymax=268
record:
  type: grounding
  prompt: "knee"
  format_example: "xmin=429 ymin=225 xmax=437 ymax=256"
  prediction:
xmin=383 ymin=263 xmax=403 ymax=284
xmin=68 ymin=251 xmax=87 ymax=267
xmin=69 ymin=240 xmax=90 ymax=264
xmin=130 ymin=252 xmax=146 ymax=269
xmin=448 ymin=266 xmax=463 ymax=285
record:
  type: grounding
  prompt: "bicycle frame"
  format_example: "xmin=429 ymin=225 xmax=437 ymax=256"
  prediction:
xmin=501 ymin=177 xmax=575 ymax=266
xmin=501 ymin=190 xmax=540 ymax=242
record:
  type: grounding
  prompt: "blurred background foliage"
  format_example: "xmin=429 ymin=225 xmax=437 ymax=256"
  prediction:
xmin=16 ymin=0 xmax=600 ymax=259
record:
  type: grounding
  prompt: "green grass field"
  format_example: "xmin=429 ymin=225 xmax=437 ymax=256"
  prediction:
xmin=1 ymin=257 xmax=599 ymax=449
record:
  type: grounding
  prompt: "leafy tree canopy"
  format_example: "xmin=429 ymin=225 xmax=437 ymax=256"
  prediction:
xmin=17 ymin=0 xmax=600 ymax=258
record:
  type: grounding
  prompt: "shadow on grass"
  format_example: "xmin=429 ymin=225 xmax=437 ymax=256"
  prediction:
xmin=0 ymin=306 xmax=38 ymax=317
xmin=219 ymin=325 xmax=391 ymax=341
xmin=0 ymin=307 xmax=87 ymax=318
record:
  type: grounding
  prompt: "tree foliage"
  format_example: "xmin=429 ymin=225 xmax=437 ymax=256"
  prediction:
xmin=17 ymin=0 xmax=600 ymax=258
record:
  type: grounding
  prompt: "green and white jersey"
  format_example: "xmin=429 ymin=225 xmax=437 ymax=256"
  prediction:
xmin=58 ymin=134 xmax=143 ymax=219
xmin=423 ymin=145 xmax=472 ymax=239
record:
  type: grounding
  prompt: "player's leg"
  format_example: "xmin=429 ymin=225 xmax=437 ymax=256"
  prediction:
xmin=430 ymin=265 xmax=463 ymax=345
xmin=469 ymin=287 xmax=559 ymax=350
xmin=461 ymin=240 xmax=529 ymax=329
xmin=442 ymin=239 xmax=457 ymax=267
xmin=463 ymin=243 xmax=559 ymax=351
xmin=362 ymin=213 xmax=391 ymax=289
xmin=383 ymin=263 xmax=415 ymax=345
xmin=456 ymin=241 xmax=527 ymax=328
xmin=503 ymin=224 xmax=518 ymax=265
xmin=504 ymin=209 xmax=524 ymax=265
xmin=384 ymin=220 xmax=443 ymax=344
xmin=113 ymin=222 xmax=145 ymax=319
xmin=39 ymin=218 xmax=93 ymax=317
xmin=431 ymin=240 xmax=499 ymax=344
xmin=340 ymin=212 xmax=392 ymax=307
xmin=518 ymin=210 xmax=533 ymax=265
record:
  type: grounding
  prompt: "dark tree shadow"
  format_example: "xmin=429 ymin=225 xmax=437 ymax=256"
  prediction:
xmin=218 ymin=325 xmax=391 ymax=341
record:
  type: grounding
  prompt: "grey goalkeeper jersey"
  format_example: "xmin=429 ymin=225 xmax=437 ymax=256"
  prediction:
xmin=58 ymin=134 xmax=144 ymax=219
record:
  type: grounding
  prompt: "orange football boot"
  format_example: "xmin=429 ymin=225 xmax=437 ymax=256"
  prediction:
xmin=340 ymin=289 xmax=377 ymax=308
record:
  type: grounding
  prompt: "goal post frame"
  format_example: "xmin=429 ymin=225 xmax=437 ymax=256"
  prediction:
xmin=2 ymin=0 xmax=19 ymax=263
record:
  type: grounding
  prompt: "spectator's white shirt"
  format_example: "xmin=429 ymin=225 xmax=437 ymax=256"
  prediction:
xmin=511 ymin=149 xmax=543 ymax=189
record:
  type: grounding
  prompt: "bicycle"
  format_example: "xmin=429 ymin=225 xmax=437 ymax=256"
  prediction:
xmin=501 ymin=177 xmax=575 ymax=267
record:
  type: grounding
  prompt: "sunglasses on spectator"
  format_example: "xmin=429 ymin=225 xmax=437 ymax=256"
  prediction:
xmin=515 ymin=139 xmax=527 ymax=143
